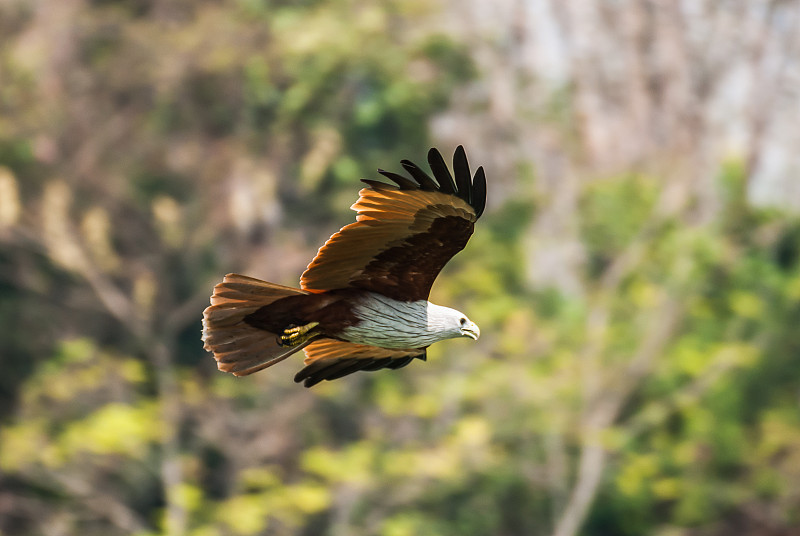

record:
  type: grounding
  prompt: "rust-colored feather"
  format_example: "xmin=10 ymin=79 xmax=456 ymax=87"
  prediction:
xmin=300 ymin=148 xmax=486 ymax=300
xmin=301 ymin=187 xmax=476 ymax=301
xmin=202 ymin=274 xmax=313 ymax=376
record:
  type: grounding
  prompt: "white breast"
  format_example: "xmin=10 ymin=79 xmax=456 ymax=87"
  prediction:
xmin=339 ymin=293 xmax=458 ymax=349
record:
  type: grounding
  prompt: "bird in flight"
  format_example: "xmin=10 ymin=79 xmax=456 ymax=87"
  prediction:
xmin=202 ymin=146 xmax=486 ymax=387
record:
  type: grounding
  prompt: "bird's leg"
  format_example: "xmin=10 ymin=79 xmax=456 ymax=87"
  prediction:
xmin=279 ymin=321 xmax=319 ymax=346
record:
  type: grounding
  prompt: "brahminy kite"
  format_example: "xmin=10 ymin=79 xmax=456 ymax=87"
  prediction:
xmin=202 ymin=146 xmax=486 ymax=387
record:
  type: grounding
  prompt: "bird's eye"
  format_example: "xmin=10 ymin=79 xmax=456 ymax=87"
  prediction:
xmin=460 ymin=317 xmax=467 ymax=327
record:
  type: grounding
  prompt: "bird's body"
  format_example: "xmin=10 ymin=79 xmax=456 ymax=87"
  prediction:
xmin=339 ymin=293 xmax=479 ymax=349
xmin=202 ymin=146 xmax=486 ymax=387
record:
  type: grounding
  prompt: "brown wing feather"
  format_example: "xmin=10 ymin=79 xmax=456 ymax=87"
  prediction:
xmin=300 ymin=148 xmax=486 ymax=300
xmin=295 ymin=340 xmax=425 ymax=387
xmin=300 ymin=187 xmax=476 ymax=301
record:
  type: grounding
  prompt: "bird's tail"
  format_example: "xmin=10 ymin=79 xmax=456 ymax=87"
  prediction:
xmin=202 ymin=273 xmax=312 ymax=376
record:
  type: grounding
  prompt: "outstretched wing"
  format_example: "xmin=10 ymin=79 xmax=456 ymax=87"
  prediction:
xmin=300 ymin=146 xmax=487 ymax=302
xmin=296 ymin=339 xmax=426 ymax=387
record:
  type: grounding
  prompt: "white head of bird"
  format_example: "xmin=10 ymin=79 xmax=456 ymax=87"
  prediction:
xmin=426 ymin=302 xmax=480 ymax=341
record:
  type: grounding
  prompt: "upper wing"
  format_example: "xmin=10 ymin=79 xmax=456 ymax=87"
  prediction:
xmin=300 ymin=146 xmax=487 ymax=301
xmin=295 ymin=339 xmax=426 ymax=387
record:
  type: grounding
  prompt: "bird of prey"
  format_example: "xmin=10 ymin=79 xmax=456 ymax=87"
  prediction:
xmin=202 ymin=146 xmax=486 ymax=387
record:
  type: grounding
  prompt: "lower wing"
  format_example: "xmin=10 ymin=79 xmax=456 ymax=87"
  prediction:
xmin=295 ymin=340 xmax=426 ymax=387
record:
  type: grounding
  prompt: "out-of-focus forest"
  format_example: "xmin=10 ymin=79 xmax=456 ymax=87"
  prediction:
xmin=2 ymin=1 xmax=800 ymax=535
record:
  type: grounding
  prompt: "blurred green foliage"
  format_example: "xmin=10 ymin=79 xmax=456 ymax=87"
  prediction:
xmin=1 ymin=1 xmax=800 ymax=536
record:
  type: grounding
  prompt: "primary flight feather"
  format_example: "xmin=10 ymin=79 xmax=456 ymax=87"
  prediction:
xmin=202 ymin=146 xmax=486 ymax=387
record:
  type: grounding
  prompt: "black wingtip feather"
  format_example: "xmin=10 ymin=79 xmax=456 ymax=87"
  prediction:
xmin=361 ymin=179 xmax=399 ymax=190
xmin=452 ymin=145 xmax=472 ymax=205
xmin=427 ymin=148 xmax=456 ymax=195
xmin=367 ymin=147 xmax=487 ymax=219
xmin=377 ymin=169 xmax=418 ymax=190
xmin=472 ymin=166 xmax=487 ymax=218
xmin=400 ymin=160 xmax=439 ymax=191
xmin=387 ymin=356 xmax=415 ymax=369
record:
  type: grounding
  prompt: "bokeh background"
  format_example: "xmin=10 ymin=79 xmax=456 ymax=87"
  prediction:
xmin=2 ymin=1 xmax=800 ymax=535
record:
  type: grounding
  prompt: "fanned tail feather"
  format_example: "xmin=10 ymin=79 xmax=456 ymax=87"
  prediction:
xmin=202 ymin=274 xmax=309 ymax=376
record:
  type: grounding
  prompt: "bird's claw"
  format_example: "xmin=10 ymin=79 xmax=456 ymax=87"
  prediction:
xmin=279 ymin=322 xmax=319 ymax=346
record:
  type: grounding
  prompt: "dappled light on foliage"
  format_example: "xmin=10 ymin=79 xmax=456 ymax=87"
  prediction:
xmin=2 ymin=1 xmax=800 ymax=535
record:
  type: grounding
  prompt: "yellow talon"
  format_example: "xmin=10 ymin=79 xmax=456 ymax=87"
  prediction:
xmin=279 ymin=322 xmax=319 ymax=346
